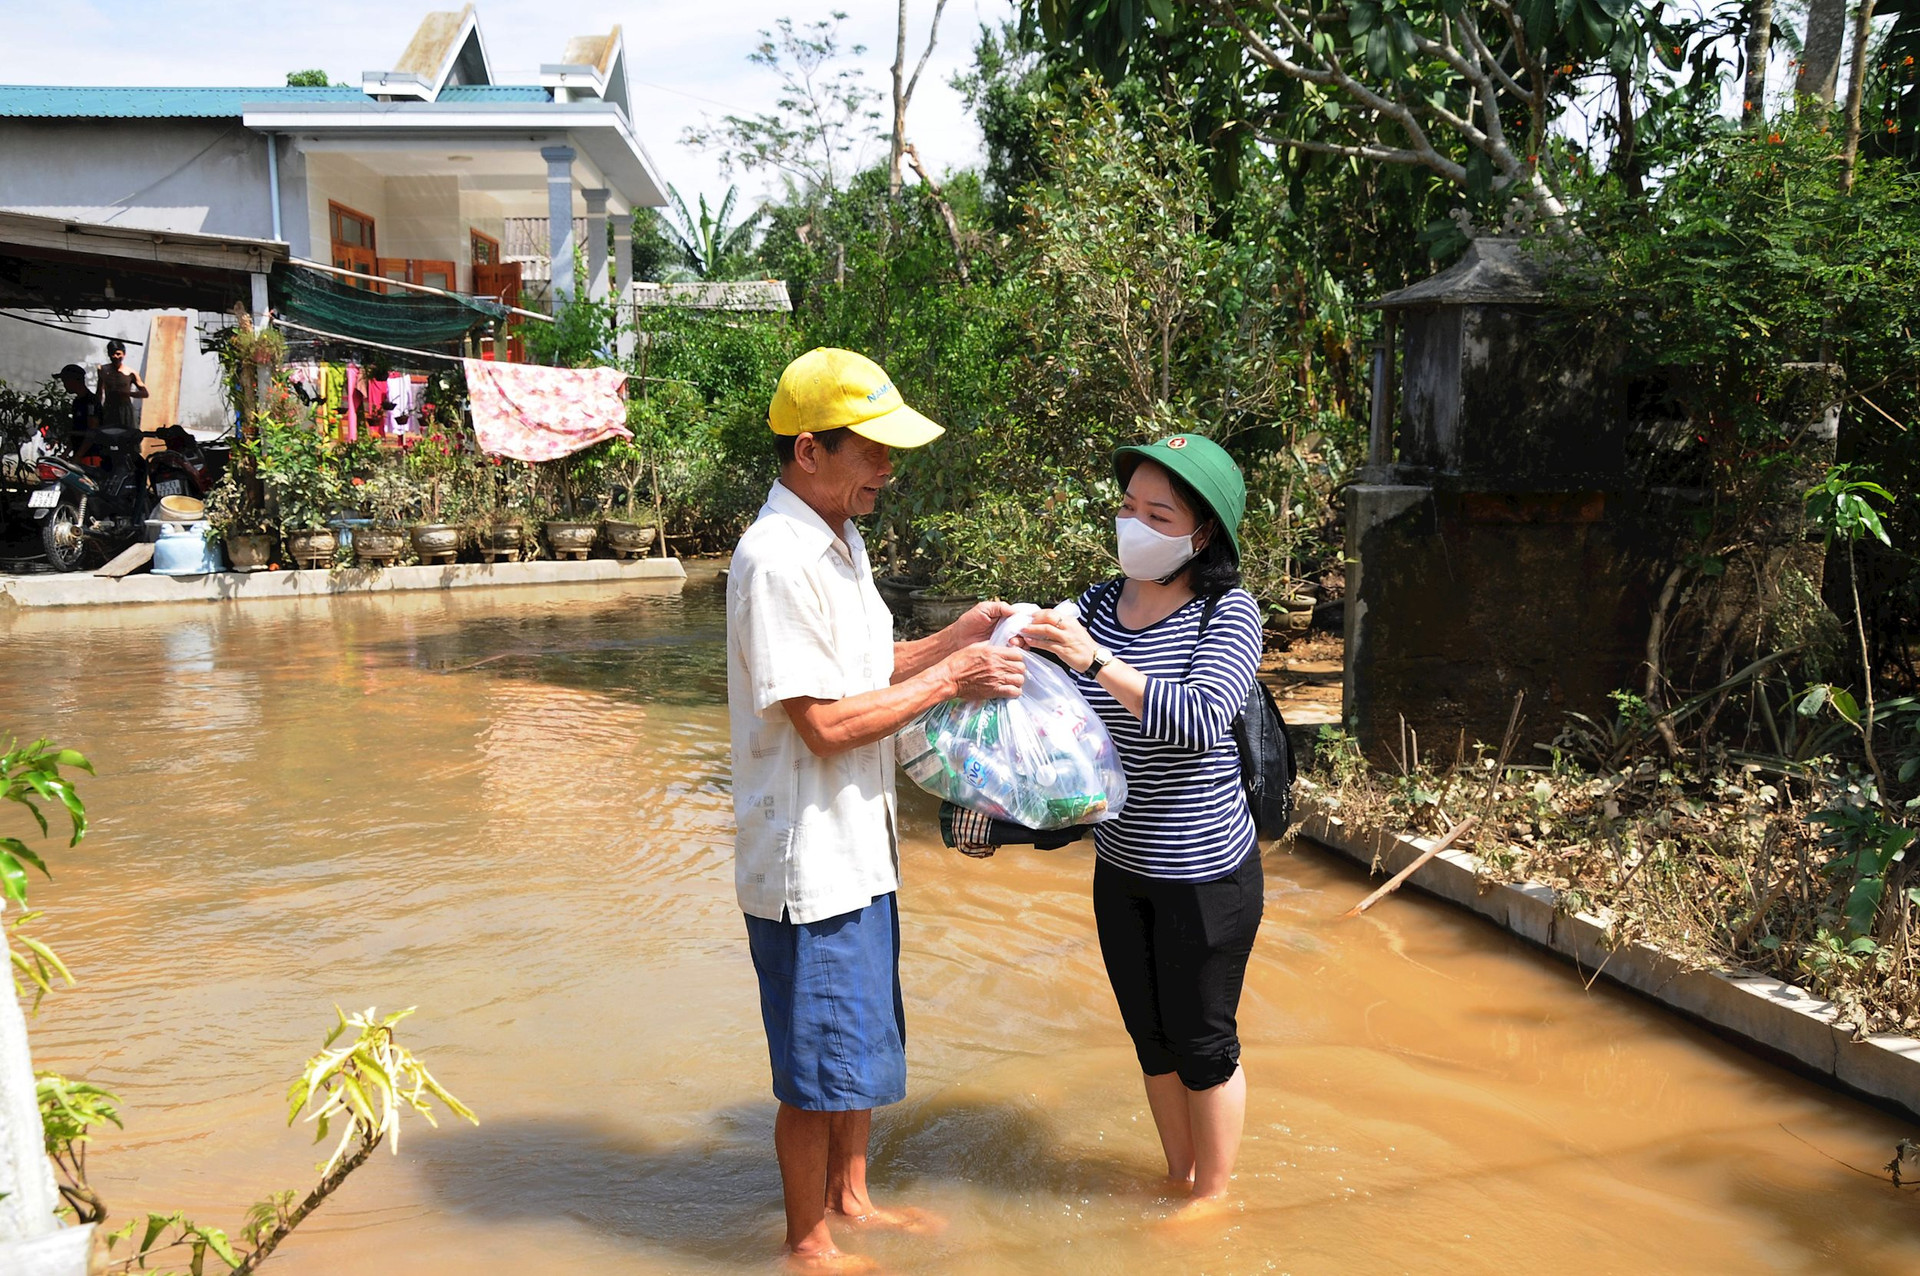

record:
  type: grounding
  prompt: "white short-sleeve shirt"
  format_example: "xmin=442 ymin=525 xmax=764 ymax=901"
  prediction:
xmin=727 ymin=481 xmax=899 ymax=924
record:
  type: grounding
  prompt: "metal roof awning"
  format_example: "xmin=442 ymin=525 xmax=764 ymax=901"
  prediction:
xmin=0 ymin=209 xmax=287 ymax=312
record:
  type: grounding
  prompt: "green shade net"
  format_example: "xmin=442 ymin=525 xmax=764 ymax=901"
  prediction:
xmin=270 ymin=264 xmax=507 ymax=353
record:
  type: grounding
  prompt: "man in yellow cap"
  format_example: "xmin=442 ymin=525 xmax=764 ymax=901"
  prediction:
xmin=727 ymin=348 xmax=1026 ymax=1270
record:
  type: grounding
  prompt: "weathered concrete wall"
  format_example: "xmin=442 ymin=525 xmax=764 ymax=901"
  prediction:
xmin=1344 ymin=483 xmax=1679 ymax=758
xmin=0 ymin=119 xmax=274 ymax=238
xmin=1398 ymin=305 xmax=1626 ymax=486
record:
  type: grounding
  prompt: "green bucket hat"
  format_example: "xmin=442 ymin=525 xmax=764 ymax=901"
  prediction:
xmin=1115 ymin=434 xmax=1247 ymax=558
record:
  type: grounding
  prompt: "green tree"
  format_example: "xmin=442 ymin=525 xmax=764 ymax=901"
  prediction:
xmin=284 ymin=70 xmax=337 ymax=87
xmin=1030 ymin=0 xmax=1693 ymax=219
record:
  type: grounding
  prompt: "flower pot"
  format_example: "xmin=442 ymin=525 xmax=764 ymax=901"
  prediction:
xmin=910 ymin=588 xmax=980 ymax=633
xmin=1281 ymin=594 xmax=1316 ymax=632
xmin=409 ymin=523 xmax=460 ymax=565
xmin=875 ymin=574 xmax=924 ymax=617
xmin=285 ymin=528 xmax=336 ymax=570
xmin=604 ymin=521 xmax=657 ymax=560
xmin=224 ymin=532 xmax=274 ymax=572
xmin=354 ymin=527 xmax=407 ymax=567
xmin=544 ymin=520 xmax=598 ymax=561
xmin=481 ymin=520 xmax=523 ymax=563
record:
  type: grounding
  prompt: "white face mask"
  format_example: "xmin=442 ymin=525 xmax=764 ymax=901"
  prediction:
xmin=1115 ymin=516 xmax=1199 ymax=582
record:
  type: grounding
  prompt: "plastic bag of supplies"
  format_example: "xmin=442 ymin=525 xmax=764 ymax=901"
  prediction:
xmin=893 ymin=605 xmax=1127 ymax=830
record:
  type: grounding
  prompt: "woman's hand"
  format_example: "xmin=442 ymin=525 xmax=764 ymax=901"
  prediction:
xmin=1015 ymin=609 xmax=1099 ymax=673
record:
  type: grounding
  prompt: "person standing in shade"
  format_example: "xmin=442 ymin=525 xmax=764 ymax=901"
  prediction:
xmin=95 ymin=339 xmax=147 ymax=431
xmin=1017 ymin=434 xmax=1265 ymax=1220
xmin=727 ymin=347 xmax=1026 ymax=1272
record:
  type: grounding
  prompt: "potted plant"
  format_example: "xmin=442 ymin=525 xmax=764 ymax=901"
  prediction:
xmin=351 ymin=466 xmax=413 ymax=567
xmin=200 ymin=465 xmax=275 ymax=570
xmin=471 ymin=457 xmax=532 ymax=562
xmin=403 ymin=431 xmax=464 ymax=565
xmin=540 ymin=444 xmax=603 ymax=561
xmin=256 ymin=417 xmax=343 ymax=569
xmin=600 ymin=437 xmax=659 ymax=560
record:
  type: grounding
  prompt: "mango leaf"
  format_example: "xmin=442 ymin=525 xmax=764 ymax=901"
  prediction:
xmin=1798 ymin=684 xmax=1831 ymax=717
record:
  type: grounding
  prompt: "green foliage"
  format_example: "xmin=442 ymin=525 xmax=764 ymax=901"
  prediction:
xmin=661 ymin=185 xmax=764 ymax=281
xmin=0 ymin=738 xmax=89 ymax=909
xmin=253 ymin=416 xmax=344 ymax=535
xmin=930 ymin=485 xmax=1116 ymax=602
xmin=1575 ymin=116 xmax=1920 ymax=449
xmin=0 ymin=375 xmax=66 ymax=458
xmin=284 ymin=70 xmax=333 ymax=87
xmin=290 ymin=1005 xmax=477 ymax=1176
xmin=1806 ymin=465 xmax=1895 ymax=548
xmin=1811 ymin=796 xmax=1918 ymax=935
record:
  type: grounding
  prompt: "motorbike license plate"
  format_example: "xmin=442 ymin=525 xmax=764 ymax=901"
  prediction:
xmin=28 ymin=487 xmax=59 ymax=509
xmin=155 ymin=479 xmax=187 ymax=498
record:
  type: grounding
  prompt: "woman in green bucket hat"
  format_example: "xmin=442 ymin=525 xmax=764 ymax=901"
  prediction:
xmin=1017 ymin=433 xmax=1264 ymax=1217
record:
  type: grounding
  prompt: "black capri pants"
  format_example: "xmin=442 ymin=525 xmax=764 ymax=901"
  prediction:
xmin=1093 ymin=849 xmax=1264 ymax=1092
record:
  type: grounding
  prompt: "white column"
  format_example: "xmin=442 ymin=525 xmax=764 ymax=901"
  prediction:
xmin=583 ymin=188 xmax=610 ymax=301
xmin=613 ymin=220 xmax=635 ymax=361
xmin=541 ymin=145 xmax=577 ymax=305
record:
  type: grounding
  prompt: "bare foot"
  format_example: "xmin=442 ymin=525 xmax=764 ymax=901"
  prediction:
xmin=784 ymin=1243 xmax=879 ymax=1274
xmin=1157 ymin=1192 xmax=1240 ymax=1229
xmin=830 ymin=1204 xmax=949 ymax=1236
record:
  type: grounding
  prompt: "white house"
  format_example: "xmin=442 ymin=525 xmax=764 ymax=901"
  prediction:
xmin=0 ymin=5 xmax=667 ymax=431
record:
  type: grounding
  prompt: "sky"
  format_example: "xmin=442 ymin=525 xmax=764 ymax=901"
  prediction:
xmin=0 ymin=0 xmax=1019 ymax=218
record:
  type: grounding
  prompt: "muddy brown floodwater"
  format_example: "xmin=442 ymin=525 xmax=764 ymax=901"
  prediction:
xmin=5 ymin=563 xmax=1918 ymax=1274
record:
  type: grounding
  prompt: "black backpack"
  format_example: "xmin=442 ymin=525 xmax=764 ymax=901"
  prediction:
xmin=1094 ymin=583 xmax=1298 ymax=839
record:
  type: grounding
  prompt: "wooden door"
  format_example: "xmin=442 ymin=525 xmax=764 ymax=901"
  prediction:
xmin=411 ymin=259 xmax=456 ymax=291
xmin=375 ymin=257 xmax=409 ymax=295
xmin=472 ymin=262 xmax=521 ymax=308
xmin=328 ymin=202 xmax=378 ymax=287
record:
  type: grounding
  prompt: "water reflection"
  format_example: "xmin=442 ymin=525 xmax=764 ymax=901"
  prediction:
xmin=4 ymin=565 xmax=1917 ymax=1275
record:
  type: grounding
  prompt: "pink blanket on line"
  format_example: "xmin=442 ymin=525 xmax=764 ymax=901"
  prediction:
xmin=465 ymin=360 xmax=631 ymax=462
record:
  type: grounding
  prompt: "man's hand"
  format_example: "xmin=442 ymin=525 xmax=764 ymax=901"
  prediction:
xmin=944 ymin=599 xmax=1018 ymax=648
xmin=941 ymin=642 xmax=1027 ymax=701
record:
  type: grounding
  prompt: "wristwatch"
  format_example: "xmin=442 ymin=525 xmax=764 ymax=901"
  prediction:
xmin=1083 ymin=646 xmax=1114 ymax=678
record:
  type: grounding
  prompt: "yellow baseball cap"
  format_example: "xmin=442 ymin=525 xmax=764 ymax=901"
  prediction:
xmin=769 ymin=348 xmax=944 ymax=449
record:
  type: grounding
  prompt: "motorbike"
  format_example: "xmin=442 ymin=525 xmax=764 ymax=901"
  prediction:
xmin=27 ymin=424 xmax=227 ymax=572
xmin=145 ymin=423 xmax=229 ymax=502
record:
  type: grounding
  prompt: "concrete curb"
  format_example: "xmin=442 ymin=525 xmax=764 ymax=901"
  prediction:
xmin=0 ymin=557 xmax=686 ymax=609
xmin=1296 ymin=803 xmax=1920 ymax=1122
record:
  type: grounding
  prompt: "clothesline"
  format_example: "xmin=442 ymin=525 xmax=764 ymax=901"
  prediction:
xmin=274 ymin=318 xmax=466 ymax=365
xmin=0 ymin=309 xmax=145 ymax=345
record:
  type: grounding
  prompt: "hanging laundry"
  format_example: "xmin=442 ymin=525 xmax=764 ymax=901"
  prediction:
xmin=288 ymin=362 xmax=324 ymax=405
xmin=386 ymin=372 xmax=415 ymax=434
xmin=463 ymin=360 xmax=630 ymax=462
xmin=342 ymin=364 xmax=361 ymax=443
xmin=364 ymin=376 xmax=390 ymax=436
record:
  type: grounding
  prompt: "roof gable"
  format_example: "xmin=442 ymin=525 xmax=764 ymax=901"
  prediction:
xmin=363 ymin=4 xmax=493 ymax=102
xmin=541 ymin=26 xmax=628 ymax=116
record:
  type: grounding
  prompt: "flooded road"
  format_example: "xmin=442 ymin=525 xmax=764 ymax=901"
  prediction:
xmin=6 ymin=564 xmax=1917 ymax=1274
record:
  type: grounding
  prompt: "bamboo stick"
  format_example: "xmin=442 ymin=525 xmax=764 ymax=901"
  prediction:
xmin=1340 ymin=816 xmax=1479 ymax=919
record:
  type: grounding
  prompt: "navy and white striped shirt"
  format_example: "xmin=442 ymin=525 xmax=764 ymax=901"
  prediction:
xmin=1070 ymin=580 xmax=1264 ymax=881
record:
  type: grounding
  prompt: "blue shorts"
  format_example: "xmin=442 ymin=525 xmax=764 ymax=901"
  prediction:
xmin=744 ymin=892 xmax=907 ymax=1111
